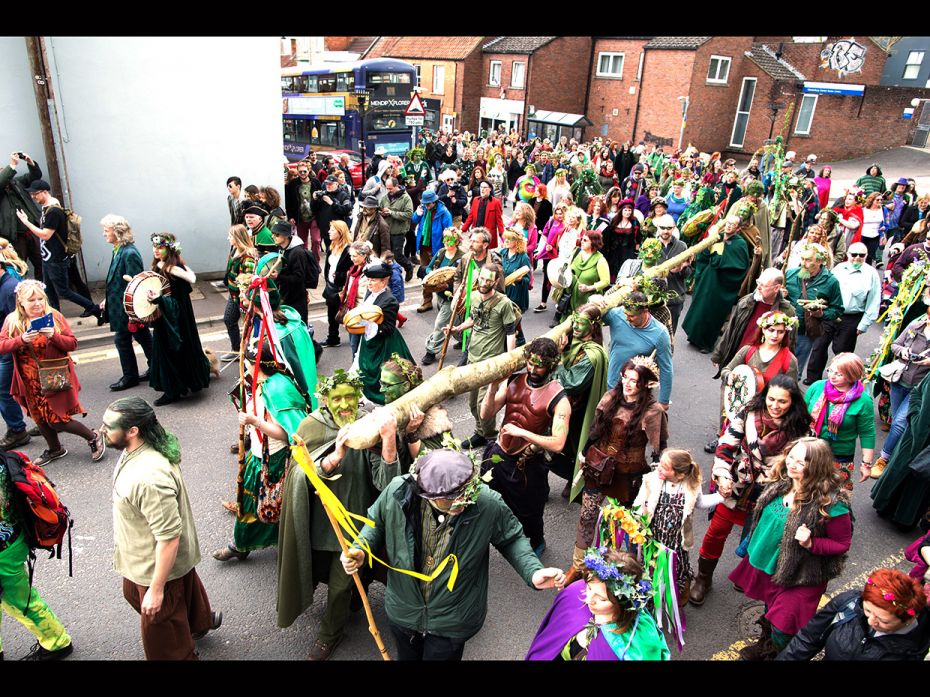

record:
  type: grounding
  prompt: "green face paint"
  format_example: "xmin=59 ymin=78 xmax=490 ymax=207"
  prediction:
xmin=326 ymin=383 xmax=360 ymax=428
xmin=379 ymin=368 xmax=409 ymax=404
xmin=571 ymin=313 xmax=593 ymax=338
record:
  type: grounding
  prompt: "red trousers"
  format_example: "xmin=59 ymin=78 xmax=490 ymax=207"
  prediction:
xmin=122 ymin=567 xmax=213 ymax=660
xmin=698 ymin=504 xmax=747 ymax=560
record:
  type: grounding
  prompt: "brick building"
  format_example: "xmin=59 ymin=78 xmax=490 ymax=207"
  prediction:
xmin=363 ymin=36 xmax=485 ymax=132
xmin=479 ymin=36 xmax=592 ymax=141
xmin=585 ymin=36 xmax=930 ymax=161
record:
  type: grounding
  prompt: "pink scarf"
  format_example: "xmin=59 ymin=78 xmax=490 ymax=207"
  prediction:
xmin=810 ymin=381 xmax=864 ymax=441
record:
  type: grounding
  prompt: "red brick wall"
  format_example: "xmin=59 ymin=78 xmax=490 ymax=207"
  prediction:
xmin=460 ymin=50 xmax=484 ymax=130
xmin=635 ymin=50 xmax=696 ymax=148
xmin=480 ymin=52 xmax=527 ymax=100
xmin=586 ymin=39 xmax=649 ymax=143
xmin=526 ymin=37 xmax=592 ymax=115
xmin=753 ymin=37 xmax=886 ymax=86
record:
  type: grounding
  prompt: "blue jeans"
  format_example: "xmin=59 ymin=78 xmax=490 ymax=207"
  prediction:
xmin=42 ymin=258 xmax=95 ymax=313
xmin=0 ymin=354 xmax=25 ymax=432
xmin=795 ymin=333 xmax=813 ymax=376
xmin=882 ymin=382 xmax=913 ymax=459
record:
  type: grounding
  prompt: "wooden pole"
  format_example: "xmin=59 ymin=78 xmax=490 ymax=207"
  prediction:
xmin=316 ymin=492 xmax=391 ymax=661
xmin=235 ymin=304 xmax=254 ymax=513
xmin=342 ymin=228 xmax=722 ymax=449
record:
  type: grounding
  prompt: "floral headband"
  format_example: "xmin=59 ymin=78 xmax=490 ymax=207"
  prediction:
xmin=630 ymin=354 xmax=660 ymax=388
xmin=316 ymin=368 xmax=363 ymax=401
xmin=387 ymin=352 xmax=422 ymax=390
xmin=150 ymin=233 xmax=182 ymax=253
xmin=638 ymin=238 xmax=664 ymax=266
xmin=583 ymin=546 xmax=653 ymax=610
xmin=757 ymin=311 xmax=799 ymax=331
xmin=866 ymin=577 xmax=917 ymax=617
xmin=14 ymin=279 xmax=46 ymax=295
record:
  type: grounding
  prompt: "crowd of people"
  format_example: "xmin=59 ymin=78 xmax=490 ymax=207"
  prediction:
xmin=2 ymin=123 xmax=930 ymax=663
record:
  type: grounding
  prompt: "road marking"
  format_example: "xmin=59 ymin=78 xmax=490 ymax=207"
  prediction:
xmin=710 ymin=551 xmax=907 ymax=660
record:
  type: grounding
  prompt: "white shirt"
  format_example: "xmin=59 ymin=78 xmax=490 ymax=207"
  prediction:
xmin=832 ymin=261 xmax=882 ymax=332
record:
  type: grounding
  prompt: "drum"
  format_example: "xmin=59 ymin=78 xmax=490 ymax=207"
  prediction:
xmin=343 ymin=305 xmax=384 ymax=335
xmin=423 ymin=267 xmax=456 ymax=294
xmin=504 ymin=267 xmax=530 ymax=287
xmin=546 ymin=257 xmax=573 ymax=290
xmin=124 ymin=271 xmax=171 ymax=323
xmin=723 ymin=364 xmax=764 ymax=422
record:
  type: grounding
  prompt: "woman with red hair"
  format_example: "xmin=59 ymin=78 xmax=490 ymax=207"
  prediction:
xmin=833 ymin=189 xmax=865 ymax=249
xmin=778 ymin=567 xmax=930 ymax=660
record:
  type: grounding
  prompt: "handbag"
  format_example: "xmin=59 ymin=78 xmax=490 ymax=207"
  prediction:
xmin=581 ymin=445 xmax=616 ymax=487
xmin=256 ymin=428 xmax=289 ymax=525
xmin=28 ymin=345 xmax=72 ymax=395
xmin=878 ymin=360 xmax=907 ymax=383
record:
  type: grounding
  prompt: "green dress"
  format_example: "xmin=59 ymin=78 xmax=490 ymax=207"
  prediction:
xmin=682 ymin=235 xmax=750 ymax=352
xmin=271 ymin=305 xmax=319 ymax=410
xmin=569 ymin=251 xmax=610 ymax=311
xmin=234 ymin=372 xmax=309 ymax=551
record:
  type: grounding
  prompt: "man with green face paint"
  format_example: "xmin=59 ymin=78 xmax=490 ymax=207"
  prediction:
xmin=421 ymin=228 xmax=465 ymax=366
xmin=550 ymin=304 xmax=609 ymax=500
xmin=379 ymin=354 xmax=454 ymax=457
xmin=276 ymin=369 xmax=404 ymax=661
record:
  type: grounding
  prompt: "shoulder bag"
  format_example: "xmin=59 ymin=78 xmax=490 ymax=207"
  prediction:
xmin=28 ymin=344 xmax=72 ymax=395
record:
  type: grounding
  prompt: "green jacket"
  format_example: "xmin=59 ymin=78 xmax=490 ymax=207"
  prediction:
xmin=0 ymin=162 xmax=42 ymax=240
xmin=378 ymin=190 xmax=413 ymax=238
xmin=785 ymin=267 xmax=845 ymax=335
xmin=354 ymin=474 xmax=542 ymax=640
xmin=104 ymin=243 xmax=145 ymax=332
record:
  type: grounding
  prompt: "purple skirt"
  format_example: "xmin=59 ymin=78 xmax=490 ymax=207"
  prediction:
xmin=728 ymin=557 xmax=827 ymax=635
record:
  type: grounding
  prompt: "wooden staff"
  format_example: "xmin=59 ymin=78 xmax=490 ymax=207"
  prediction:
xmin=342 ymin=228 xmax=723 ymax=450
xmin=235 ymin=303 xmax=254 ymax=513
xmin=436 ymin=275 xmax=467 ymax=370
xmin=316 ymin=491 xmax=391 ymax=661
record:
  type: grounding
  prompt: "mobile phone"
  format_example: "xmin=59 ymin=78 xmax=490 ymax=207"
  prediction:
xmin=16 ymin=152 xmax=26 ymax=159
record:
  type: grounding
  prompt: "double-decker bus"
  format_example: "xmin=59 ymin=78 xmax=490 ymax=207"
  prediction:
xmin=281 ymin=58 xmax=439 ymax=163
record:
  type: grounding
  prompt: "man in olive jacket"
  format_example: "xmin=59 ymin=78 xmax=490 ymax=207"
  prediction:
xmin=378 ymin=176 xmax=414 ymax=280
xmin=0 ymin=151 xmax=44 ymax=277
xmin=341 ymin=448 xmax=564 ymax=660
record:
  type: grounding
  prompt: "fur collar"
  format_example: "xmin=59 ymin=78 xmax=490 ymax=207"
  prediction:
xmin=413 ymin=404 xmax=453 ymax=441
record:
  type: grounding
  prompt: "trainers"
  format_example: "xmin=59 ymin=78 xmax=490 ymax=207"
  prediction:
xmin=28 ymin=425 xmax=41 ymax=437
xmin=533 ymin=303 xmax=547 ymax=313
xmin=461 ymin=433 xmax=488 ymax=450
xmin=89 ymin=430 xmax=106 ymax=462
xmin=0 ymin=429 xmax=30 ymax=451
xmin=34 ymin=448 xmax=67 ymax=467
xmin=323 ymin=337 xmax=341 ymax=348
xmin=416 ymin=303 xmax=433 ymax=314
xmin=704 ymin=438 xmax=718 ymax=454
xmin=19 ymin=641 xmax=73 ymax=661
xmin=192 ymin=610 xmax=223 ymax=640
xmin=220 ymin=352 xmax=238 ymax=363
xmin=421 ymin=351 xmax=437 ymax=366
xmin=307 ymin=636 xmax=343 ymax=661
xmin=870 ymin=456 xmax=888 ymax=479
xmin=532 ymin=539 xmax=547 ymax=557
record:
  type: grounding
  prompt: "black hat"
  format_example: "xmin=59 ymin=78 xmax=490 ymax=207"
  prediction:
xmin=362 ymin=261 xmax=392 ymax=279
xmin=414 ymin=449 xmax=475 ymax=499
xmin=242 ymin=201 xmax=269 ymax=217
xmin=361 ymin=195 xmax=380 ymax=209
xmin=324 ymin=175 xmax=339 ymax=184
xmin=271 ymin=221 xmax=293 ymax=237
xmin=632 ymin=164 xmax=645 ymax=173
xmin=25 ymin=179 xmax=50 ymax=194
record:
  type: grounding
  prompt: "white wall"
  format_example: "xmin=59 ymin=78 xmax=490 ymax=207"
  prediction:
xmin=0 ymin=38 xmax=45 ymax=178
xmin=41 ymin=37 xmax=283 ymax=280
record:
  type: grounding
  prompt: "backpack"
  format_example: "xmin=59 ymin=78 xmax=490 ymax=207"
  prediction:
xmin=48 ymin=204 xmax=83 ymax=255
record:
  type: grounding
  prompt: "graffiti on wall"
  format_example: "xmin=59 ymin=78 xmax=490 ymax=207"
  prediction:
xmin=820 ymin=38 xmax=866 ymax=79
xmin=643 ymin=131 xmax=673 ymax=148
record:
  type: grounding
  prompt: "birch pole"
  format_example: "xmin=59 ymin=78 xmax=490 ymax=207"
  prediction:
xmin=342 ymin=228 xmax=722 ymax=449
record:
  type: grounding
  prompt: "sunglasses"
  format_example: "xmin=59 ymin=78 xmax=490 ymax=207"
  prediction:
xmin=657 ymin=225 xmax=675 ymax=230
xmin=849 ymin=252 xmax=866 ymax=258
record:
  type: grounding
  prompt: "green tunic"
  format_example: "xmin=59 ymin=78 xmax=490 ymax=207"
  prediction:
xmin=682 ymin=234 xmax=751 ymax=352
xmin=569 ymin=251 xmax=610 ymax=311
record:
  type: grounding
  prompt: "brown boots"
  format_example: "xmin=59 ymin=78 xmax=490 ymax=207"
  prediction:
xmin=688 ymin=556 xmax=718 ymax=606
xmin=562 ymin=546 xmax=587 ymax=587
xmin=738 ymin=615 xmax=778 ymax=661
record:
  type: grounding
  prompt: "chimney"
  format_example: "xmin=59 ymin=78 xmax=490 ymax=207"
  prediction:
xmin=775 ymin=42 xmax=784 ymax=61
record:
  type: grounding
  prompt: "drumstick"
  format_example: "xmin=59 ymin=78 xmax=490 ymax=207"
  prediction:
xmin=123 ymin=275 xmax=133 ymax=282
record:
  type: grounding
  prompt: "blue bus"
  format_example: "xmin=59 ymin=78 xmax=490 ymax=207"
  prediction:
xmin=281 ymin=58 xmax=439 ymax=162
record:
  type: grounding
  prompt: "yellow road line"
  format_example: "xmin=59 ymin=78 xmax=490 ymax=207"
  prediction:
xmin=710 ymin=551 xmax=907 ymax=660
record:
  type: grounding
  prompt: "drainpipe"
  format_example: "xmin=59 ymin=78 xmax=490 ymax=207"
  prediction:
xmin=582 ymin=38 xmax=596 ymax=140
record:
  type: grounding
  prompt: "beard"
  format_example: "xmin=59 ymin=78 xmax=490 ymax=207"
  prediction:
xmin=526 ymin=371 xmax=551 ymax=388
xmin=797 ymin=267 xmax=812 ymax=280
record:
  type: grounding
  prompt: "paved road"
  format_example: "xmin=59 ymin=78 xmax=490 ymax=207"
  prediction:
xmin=1 ymin=274 xmax=918 ymax=661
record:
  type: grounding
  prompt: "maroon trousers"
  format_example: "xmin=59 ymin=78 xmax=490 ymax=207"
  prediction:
xmin=122 ymin=567 xmax=213 ymax=660
xmin=698 ymin=504 xmax=747 ymax=560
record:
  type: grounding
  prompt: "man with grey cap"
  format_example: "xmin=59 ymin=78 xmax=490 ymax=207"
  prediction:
xmin=310 ymin=175 xmax=351 ymax=256
xmin=352 ymin=194 xmax=391 ymax=259
xmin=341 ymin=447 xmax=564 ymax=660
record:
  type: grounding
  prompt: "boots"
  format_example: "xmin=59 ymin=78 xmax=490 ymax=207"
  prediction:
xmin=688 ymin=556 xmax=718 ymax=606
xmin=738 ymin=615 xmax=777 ymax=660
xmin=677 ymin=578 xmax=691 ymax=607
xmin=562 ymin=546 xmax=587 ymax=587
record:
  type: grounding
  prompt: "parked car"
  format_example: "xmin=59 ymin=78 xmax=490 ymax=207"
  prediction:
xmin=288 ymin=149 xmax=364 ymax=191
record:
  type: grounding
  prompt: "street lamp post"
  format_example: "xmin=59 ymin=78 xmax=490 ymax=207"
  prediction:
xmin=355 ymin=84 xmax=372 ymax=179
xmin=677 ymin=96 xmax=689 ymax=149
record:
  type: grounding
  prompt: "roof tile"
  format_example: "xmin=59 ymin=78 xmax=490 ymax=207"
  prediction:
xmin=481 ymin=36 xmax=558 ymax=54
xmin=745 ymin=43 xmax=807 ymax=81
xmin=366 ymin=36 xmax=485 ymax=61
xmin=644 ymin=37 xmax=711 ymax=50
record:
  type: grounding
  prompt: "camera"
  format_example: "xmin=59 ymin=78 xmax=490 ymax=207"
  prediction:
xmin=16 ymin=152 xmax=26 ymax=159
xmin=313 ymin=190 xmax=324 ymax=200
xmin=910 ymin=353 xmax=924 ymax=362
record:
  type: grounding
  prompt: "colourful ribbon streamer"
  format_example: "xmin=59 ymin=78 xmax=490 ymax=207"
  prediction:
xmin=290 ymin=436 xmax=460 ymax=591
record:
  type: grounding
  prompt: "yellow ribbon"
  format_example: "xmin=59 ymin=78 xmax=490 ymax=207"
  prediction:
xmin=290 ymin=436 xmax=460 ymax=591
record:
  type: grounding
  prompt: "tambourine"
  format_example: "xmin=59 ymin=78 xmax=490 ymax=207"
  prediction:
xmin=343 ymin=305 xmax=384 ymax=335
xmin=123 ymin=271 xmax=170 ymax=323
xmin=423 ymin=267 xmax=456 ymax=294
xmin=546 ymin=257 xmax=574 ymax=290
xmin=723 ymin=364 xmax=764 ymax=422
xmin=505 ymin=267 xmax=530 ymax=286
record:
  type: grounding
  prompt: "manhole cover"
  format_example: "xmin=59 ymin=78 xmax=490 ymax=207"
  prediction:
xmin=736 ymin=600 xmax=766 ymax=639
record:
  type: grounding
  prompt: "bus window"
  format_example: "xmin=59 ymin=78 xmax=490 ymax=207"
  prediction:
xmin=366 ymin=72 xmax=412 ymax=87
xmin=283 ymin=119 xmax=298 ymax=142
xmin=336 ymin=72 xmax=350 ymax=92
xmin=318 ymin=75 xmax=336 ymax=93
xmin=294 ymin=75 xmax=308 ymax=93
xmin=305 ymin=75 xmax=317 ymax=92
xmin=346 ymin=74 xmax=355 ymax=91
xmin=281 ymin=76 xmax=294 ymax=92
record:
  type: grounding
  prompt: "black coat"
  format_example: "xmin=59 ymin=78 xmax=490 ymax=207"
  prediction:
xmin=778 ymin=590 xmax=930 ymax=661
xmin=324 ymin=247 xmax=352 ymax=291
xmin=900 ymin=203 xmax=929 ymax=235
xmin=310 ymin=187 xmax=352 ymax=235
xmin=508 ymin=159 xmax=527 ymax=185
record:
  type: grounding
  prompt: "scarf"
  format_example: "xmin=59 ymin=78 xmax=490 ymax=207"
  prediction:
xmin=476 ymin=196 xmax=489 ymax=228
xmin=754 ymin=409 xmax=791 ymax=459
xmin=345 ymin=264 xmax=364 ymax=310
xmin=810 ymin=381 xmax=864 ymax=440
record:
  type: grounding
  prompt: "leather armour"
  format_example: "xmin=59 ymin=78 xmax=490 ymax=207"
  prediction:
xmin=499 ymin=374 xmax=566 ymax=455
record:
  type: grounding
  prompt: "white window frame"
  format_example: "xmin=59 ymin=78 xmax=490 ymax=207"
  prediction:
xmin=707 ymin=55 xmax=731 ymax=84
xmin=904 ymin=51 xmax=925 ymax=80
xmin=489 ymin=60 xmax=502 ymax=86
xmin=414 ymin=64 xmax=421 ymax=87
xmin=729 ymin=77 xmax=756 ymax=148
xmin=442 ymin=113 xmax=455 ymax=131
xmin=433 ymin=65 xmax=445 ymax=94
xmin=595 ymin=52 xmax=625 ymax=79
xmin=511 ymin=61 xmax=526 ymax=88
xmin=794 ymin=94 xmax=818 ymax=135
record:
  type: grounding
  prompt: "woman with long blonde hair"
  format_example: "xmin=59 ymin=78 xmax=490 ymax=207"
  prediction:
xmin=0 ymin=280 xmax=105 ymax=465
xmin=0 ymin=242 xmax=31 ymax=449
xmin=322 ymin=220 xmax=355 ymax=347
xmin=222 ymin=224 xmax=258 ymax=360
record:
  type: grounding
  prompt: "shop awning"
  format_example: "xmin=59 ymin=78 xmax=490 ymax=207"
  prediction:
xmin=528 ymin=110 xmax=592 ymax=127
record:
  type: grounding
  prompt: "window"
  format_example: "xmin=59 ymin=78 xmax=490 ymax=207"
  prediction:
xmin=442 ymin=113 xmax=456 ymax=131
xmin=511 ymin=61 xmax=526 ymax=88
xmin=596 ymin=52 xmax=624 ymax=78
xmin=433 ymin=65 xmax=445 ymax=94
xmin=489 ymin=61 xmax=502 ymax=86
xmin=707 ymin=55 xmax=731 ymax=84
xmin=414 ymin=64 xmax=421 ymax=87
xmin=365 ymin=71 xmax=412 ymax=87
xmin=904 ymin=51 xmax=925 ymax=80
xmin=794 ymin=94 xmax=818 ymax=135
xmin=729 ymin=77 xmax=756 ymax=147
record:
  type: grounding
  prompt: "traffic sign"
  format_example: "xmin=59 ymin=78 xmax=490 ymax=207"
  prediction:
xmin=404 ymin=93 xmax=426 ymax=117
xmin=405 ymin=115 xmax=424 ymax=126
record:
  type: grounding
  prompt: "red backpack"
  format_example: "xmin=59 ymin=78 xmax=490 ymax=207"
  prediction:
xmin=3 ymin=450 xmax=73 ymax=575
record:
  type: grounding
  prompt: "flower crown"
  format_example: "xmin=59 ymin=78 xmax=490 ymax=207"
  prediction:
xmin=582 ymin=546 xmax=653 ymax=611
xmin=638 ymin=238 xmax=664 ymax=266
xmin=630 ymin=354 xmax=660 ymax=388
xmin=866 ymin=577 xmax=917 ymax=617
xmin=14 ymin=279 xmax=46 ymax=295
xmin=150 ymin=233 xmax=182 ymax=253
xmin=800 ymin=242 xmax=828 ymax=263
xmin=757 ymin=311 xmax=799 ymax=331
xmin=316 ymin=368 xmax=363 ymax=400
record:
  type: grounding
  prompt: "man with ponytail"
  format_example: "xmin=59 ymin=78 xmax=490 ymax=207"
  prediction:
xmin=105 ymin=396 xmax=220 ymax=660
